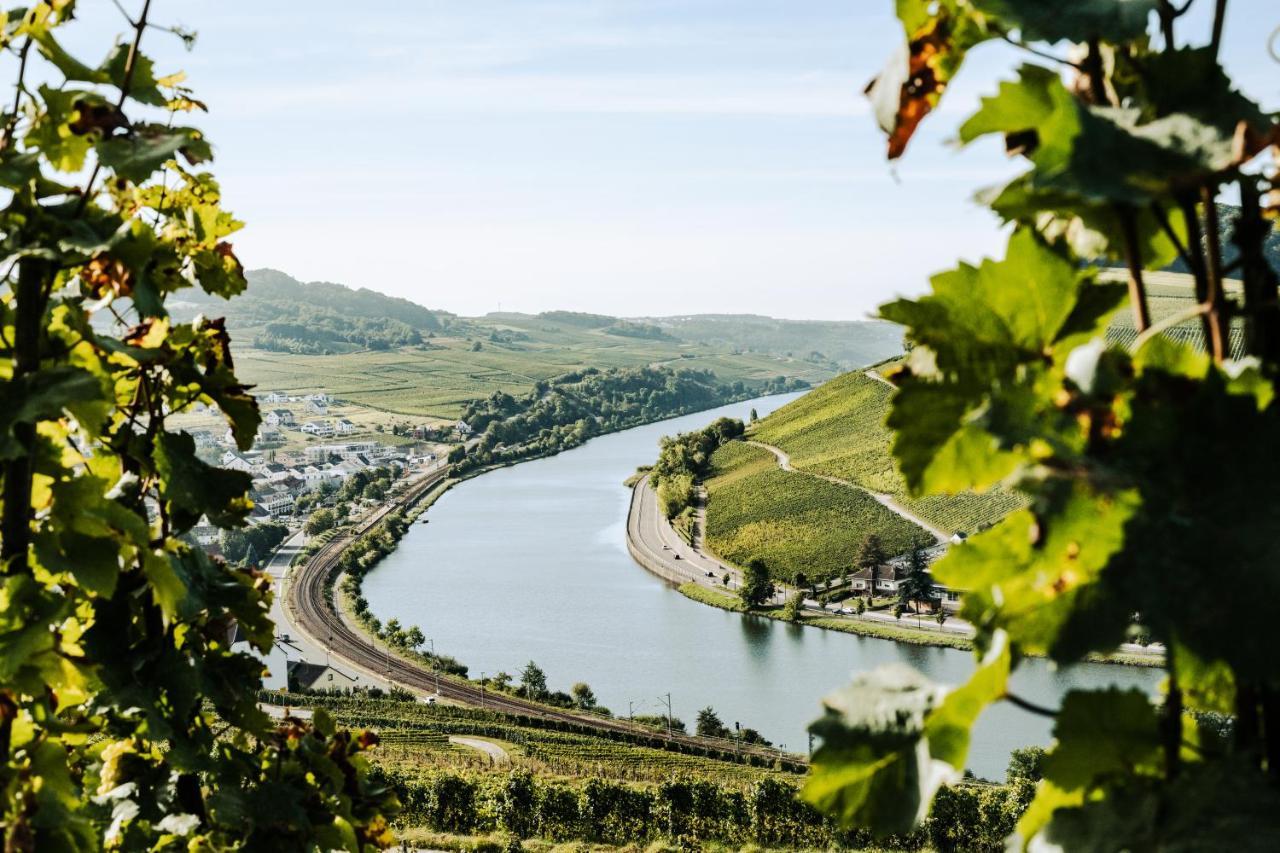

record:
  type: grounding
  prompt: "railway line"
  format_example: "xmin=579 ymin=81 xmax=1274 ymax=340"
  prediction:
xmin=282 ymin=465 xmax=804 ymax=767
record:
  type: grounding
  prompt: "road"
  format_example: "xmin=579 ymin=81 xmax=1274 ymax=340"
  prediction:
xmin=628 ymin=473 xmax=1165 ymax=659
xmin=449 ymin=736 xmax=510 ymax=765
xmin=278 ymin=462 xmax=800 ymax=765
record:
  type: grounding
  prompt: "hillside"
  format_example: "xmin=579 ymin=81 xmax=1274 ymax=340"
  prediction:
xmin=750 ymin=371 xmax=1024 ymax=536
xmin=190 ymin=271 xmax=903 ymax=418
xmin=704 ymin=442 xmax=933 ymax=582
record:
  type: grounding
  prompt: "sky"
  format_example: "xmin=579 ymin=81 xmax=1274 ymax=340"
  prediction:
xmin=59 ymin=1 xmax=1280 ymax=320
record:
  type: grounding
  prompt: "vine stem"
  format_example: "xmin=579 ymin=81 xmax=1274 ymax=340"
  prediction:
xmin=75 ymin=0 xmax=154 ymax=215
xmin=1117 ymin=206 xmax=1152 ymax=332
xmin=1210 ymin=0 xmax=1228 ymax=60
xmin=1005 ymin=692 xmax=1058 ymax=718
xmin=0 ymin=37 xmax=31 ymax=152
xmin=1200 ymin=188 xmax=1230 ymax=362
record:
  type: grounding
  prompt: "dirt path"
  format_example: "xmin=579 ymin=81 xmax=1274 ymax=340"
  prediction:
xmin=743 ymin=440 xmax=950 ymax=541
xmin=448 ymin=736 xmax=510 ymax=765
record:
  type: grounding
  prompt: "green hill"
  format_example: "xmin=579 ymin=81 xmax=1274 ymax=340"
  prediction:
xmin=704 ymin=442 xmax=932 ymax=582
xmin=750 ymin=371 xmax=1023 ymax=535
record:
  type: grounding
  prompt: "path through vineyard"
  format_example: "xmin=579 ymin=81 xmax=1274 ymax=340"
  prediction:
xmin=742 ymin=440 xmax=949 ymax=541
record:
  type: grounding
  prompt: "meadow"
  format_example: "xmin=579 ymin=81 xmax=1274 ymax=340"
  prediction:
xmin=703 ymin=442 xmax=932 ymax=581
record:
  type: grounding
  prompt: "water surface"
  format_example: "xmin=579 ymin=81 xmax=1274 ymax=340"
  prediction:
xmin=363 ymin=394 xmax=1161 ymax=778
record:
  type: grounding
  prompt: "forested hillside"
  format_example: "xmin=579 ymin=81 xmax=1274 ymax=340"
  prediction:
xmin=453 ymin=367 xmax=803 ymax=473
xmin=178 ymin=268 xmax=458 ymax=353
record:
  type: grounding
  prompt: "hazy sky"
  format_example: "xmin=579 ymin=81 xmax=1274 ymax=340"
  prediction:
xmin=65 ymin=1 xmax=1279 ymax=320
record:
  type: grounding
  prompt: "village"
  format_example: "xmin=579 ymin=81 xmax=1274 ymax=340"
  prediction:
xmin=175 ymin=391 xmax=467 ymax=549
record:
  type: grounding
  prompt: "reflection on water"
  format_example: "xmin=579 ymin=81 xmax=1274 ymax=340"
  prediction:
xmin=362 ymin=393 xmax=1163 ymax=779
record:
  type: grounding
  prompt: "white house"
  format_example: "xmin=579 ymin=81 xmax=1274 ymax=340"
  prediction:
xmin=307 ymin=399 xmax=329 ymax=415
xmin=335 ymin=418 xmax=357 ymax=435
xmin=301 ymin=421 xmax=335 ymax=438
xmin=454 ymin=420 xmax=472 ymax=437
xmin=265 ymin=409 xmax=295 ymax=427
xmin=262 ymin=391 xmax=289 ymax=404
xmin=253 ymin=485 xmax=295 ymax=517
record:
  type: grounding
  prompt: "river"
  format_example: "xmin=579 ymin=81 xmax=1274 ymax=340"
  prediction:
xmin=362 ymin=393 xmax=1162 ymax=779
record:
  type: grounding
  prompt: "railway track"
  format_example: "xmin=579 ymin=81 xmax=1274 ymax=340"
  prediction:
xmin=283 ymin=466 xmax=804 ymax=767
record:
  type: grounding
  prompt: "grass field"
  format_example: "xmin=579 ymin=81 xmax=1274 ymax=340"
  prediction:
xmin=750 ymin=371 xmax=1023 ymax=535
xmin=232 ymin=320 xmax=848 ymax=419
xmin=703 ymin=442 xmax=932 ymax=581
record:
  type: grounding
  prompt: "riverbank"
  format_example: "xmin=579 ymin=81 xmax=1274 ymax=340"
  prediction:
xmin=628 ymin=475 xmax=1164 ymax=667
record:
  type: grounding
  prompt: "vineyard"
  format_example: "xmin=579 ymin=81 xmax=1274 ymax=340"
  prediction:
xmin=263 ymin=691 xmax=802 ymax=786
xmin=703 ymin=443 xmax=932 ymax=581
xmin=261 ymin=691 xmax=1038 ymax=850
xmin=751 ymin=371 xmax=1022 ymax=534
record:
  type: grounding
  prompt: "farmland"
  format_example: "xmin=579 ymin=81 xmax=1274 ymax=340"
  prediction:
xmin=703 ymin=442 xmax=932 ymax=581
xmin=210 ymin=270 xmax=904 ymax=419
xmin=264 ymin=691 xmax=1035 ymax=851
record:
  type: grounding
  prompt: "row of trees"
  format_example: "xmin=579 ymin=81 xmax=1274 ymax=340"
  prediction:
xmin=650 ymin=417 xmax=747 ymax=518
xmin=219 ymin=521 xmax=289 ymax=566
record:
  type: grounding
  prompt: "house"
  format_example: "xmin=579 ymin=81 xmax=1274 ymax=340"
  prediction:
xmin=265 ymin=409 xmax=295 ymax=427
xmin=335 ymin=418 xmax=357 ymax=435
xmin=454 ymin=420 xmax=472 ymax=437
xmin=305 ymin=442 xmax=377 ymax=463
xmin=263 ymin=391 xmax=289 ymax=404
xmin=304 ymin=393 xmax=332 ymax=404
xmin=253 ymin=485 xmax=295 ymax=517
xmin=301 ymin=421 xmax=334 ymax=438
xmin=307 ymin=399 xmax=329 ymax=415
xmin=256 ymin=426 xmax=284 ymax=445
xmin=846 ymin=543 xmax=964 ymax=610
xmin=221 ymin=451 xmax=255 ymax=473
xmin=287 ymin=660 xmax=356 ymax=693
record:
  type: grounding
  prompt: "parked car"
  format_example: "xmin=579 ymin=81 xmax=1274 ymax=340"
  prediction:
xmin=705 ymin=571 xmax=715 ymax=578
xmin=673 ymin=554 xmax=681 ymax=560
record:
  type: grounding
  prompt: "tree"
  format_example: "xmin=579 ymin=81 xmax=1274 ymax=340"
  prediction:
xmin=805 ymin=3 xmax=1280 ymax=848
xmin=520 ymin=661 xmax=548 ymax=699
xmin=696 ymin=706 xmax=729 ymax=738
xmin=570 ymin=682 xmax=597 ymax=710
xmin=897 ymin=546 xmax=936 ymax=613
xmin=739 ymin=558 xmax=775 ymax=608
xmin=935 ymin=608 xmax=949 ymax=628
xmin=856 ymin=534 xmax=887 ymax=599
xmin=405 ymin=625 xmax=426 ymax=650
xmin=0 ymin=4 xmax=396 ymax=846
xmin=750 ymin=407 xmax=759 ymax=422
xmin=782 ymin=591 xmax=804 ymax=622
xmin=305 ymin=506 xmax=338 ymax=535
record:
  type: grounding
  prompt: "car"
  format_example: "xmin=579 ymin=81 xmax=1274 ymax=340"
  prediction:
xmin=705 ymin=571 xmax=715 ymax=578
xmin=673 ymin=554 xmax=681 ymax=560
xmin=662 ymin=545 xmax=670 ymax=550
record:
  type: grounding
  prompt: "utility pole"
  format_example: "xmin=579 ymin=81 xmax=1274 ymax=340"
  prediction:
xmin=429 ymin=638 xmax=439 ymax=695
xmin=657 ymin=693 xmax=673 ymax=738
xmin=480 ymin=672 xmax=486 ymax=709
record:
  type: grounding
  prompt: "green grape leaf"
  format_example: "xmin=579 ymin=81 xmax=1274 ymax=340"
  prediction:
xmin=1042 ymin=688 xmax=1161 ymax=790
xmin=971 ymin=0 xmax=1157 ymax=43
xmin=153 ymin=431 xmax=252 ymax=530
xmin=923 ymin=630 xmax=1012 ymax=769
xmin=935 ymin=484 xmax=1139 ymax=658
xmin=95 ymin=125 xmax=205 ymax=183
xmin=99 ymin=43 xmax=167 ymax=106
xmin=804 ymin=664 xmax=947 ymax=836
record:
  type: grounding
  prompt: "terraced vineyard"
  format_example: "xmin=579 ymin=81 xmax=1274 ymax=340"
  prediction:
xmin=267 ymin=691 xmax=797 ymax=786
xmin=751 ymin=371 xmax=1022 ymax=535
xmin=703 ymin=442 xmax=932 ymax=581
